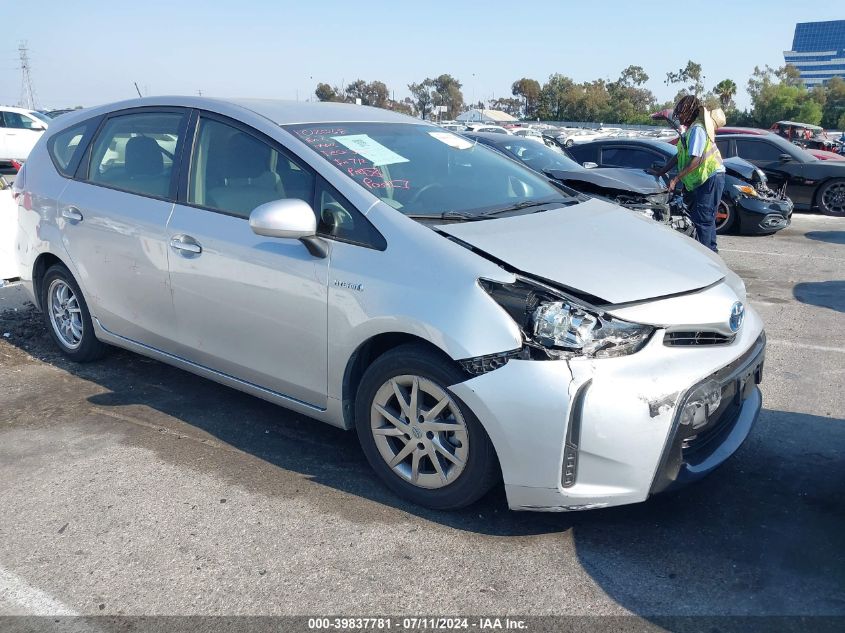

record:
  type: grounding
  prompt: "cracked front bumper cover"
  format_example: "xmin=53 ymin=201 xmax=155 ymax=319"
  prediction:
xmin=449 ymin=306 xmax=765 ymax=512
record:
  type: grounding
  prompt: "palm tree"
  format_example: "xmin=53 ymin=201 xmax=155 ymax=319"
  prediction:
xmin=714 ymin=79 xmax=737 ymax=109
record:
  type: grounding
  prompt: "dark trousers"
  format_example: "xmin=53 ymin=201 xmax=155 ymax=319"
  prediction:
xmin=687 ymin=172 xmax=725 ymax=252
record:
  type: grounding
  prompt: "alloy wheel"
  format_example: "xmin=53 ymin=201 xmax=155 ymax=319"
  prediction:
xmin=370 ymin=375 xmax=469 ymax=489
xmin=47 ymin=279 xmax=83 ymax=350
xmin=821 ymin=182 xmax=845 ymax=215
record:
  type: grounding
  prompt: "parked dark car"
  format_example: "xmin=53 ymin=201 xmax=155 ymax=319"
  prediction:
xmin=464 ymin=132 xmax=683 ymax=229
xmin=567 ymin=138 xmax=794 ymax=235
xmin=716 ymin=133 xmax=845 ymax=216
xmin=716 ymin=127 xmax=845 ymax=162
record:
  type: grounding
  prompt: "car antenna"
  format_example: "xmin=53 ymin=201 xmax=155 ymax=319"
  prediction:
xmin=134 ymin=82 xmax=142 ymax=98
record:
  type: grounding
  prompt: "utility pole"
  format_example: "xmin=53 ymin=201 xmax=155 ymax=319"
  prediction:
xmin=18 ymin=42 xmax=36 ymax=110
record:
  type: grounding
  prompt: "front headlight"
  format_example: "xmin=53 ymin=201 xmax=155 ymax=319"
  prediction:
xmin=733 ymin=184 xmax=759 ymax=198
xmin=534 ymin=301 xmax=653 ymax=358
xmin=481 ymin=279 xmax=653 ymax=359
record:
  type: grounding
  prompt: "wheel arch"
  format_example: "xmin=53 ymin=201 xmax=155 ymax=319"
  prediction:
xmin=32 ymin=252 xmax=69 ymax=310
xmin=341 ymin=333 xmax=463 ymax=429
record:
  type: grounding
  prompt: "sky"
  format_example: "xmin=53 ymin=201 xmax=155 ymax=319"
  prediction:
xmin=2 ymin=0 xmax=843 ymax=114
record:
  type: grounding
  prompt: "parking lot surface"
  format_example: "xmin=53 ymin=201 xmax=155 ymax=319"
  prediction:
xmin=0 ymin=214 xmax=843 ymax=621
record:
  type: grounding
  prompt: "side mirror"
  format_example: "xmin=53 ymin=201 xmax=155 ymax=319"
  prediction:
xmin=583 ymin=161 xmax=598 ymax=169
xmin=779 ymin=153 xmax=792 ymax=163
xmin=651 ymin=161 xmax=664 ymax=171
xmin=249 ymin=198 xmax=316 ymax=239
xmin=250 ymin=198 xmax=328 ymax=258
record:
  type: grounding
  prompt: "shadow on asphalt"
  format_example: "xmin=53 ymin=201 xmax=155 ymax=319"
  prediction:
xmin=793 ymin=280 xmax=845 ymax=313
xmin=804 ymin=230 xmax=845 ymax=245
xmin=3 ymin=305 xmax=845 ymax=617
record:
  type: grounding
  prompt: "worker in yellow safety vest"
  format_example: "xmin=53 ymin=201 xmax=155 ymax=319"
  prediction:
xmin=651 ymin=95 xmax=725 ymax=252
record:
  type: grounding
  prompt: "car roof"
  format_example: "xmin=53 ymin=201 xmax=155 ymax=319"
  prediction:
xmin=574 ymin=137 xmax=677 ymax=152
xmin=716 ymin=127 xmax=770 ymax=135
xmin=42 ymin=96 xmax=424 ymax=129
xmin=0 ymin=105 xmax=39 ymax=115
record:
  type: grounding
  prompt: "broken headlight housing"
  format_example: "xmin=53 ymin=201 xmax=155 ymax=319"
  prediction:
xmin=733 ymin=184 xmax=759 ymax=198
xmin=481 ymin=279 xmax=653 ymax=359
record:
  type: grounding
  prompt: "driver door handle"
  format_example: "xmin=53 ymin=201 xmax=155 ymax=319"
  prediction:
xmin=170 ymin=234 xmax=203 ymax=256
xmin=62 ymin=206 xmax=83 ymax=222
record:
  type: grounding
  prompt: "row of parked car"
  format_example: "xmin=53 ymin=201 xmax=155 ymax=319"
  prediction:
xmin=445 ymin=118 xmax=845 ymax=226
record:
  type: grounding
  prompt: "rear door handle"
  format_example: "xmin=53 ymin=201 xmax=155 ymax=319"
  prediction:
xmin=62 ymin=206 xmax=83 ymax=222
xmin=169 ymin=235 xmax=202 ymax=256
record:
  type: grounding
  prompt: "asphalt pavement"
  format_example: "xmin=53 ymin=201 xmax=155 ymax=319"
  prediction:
xmin=0 ymin=213 xmax=843 ymax=625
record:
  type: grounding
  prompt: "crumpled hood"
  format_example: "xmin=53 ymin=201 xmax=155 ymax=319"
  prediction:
xmin=723 ymin=156 xmax=757 ymax=180
xmin=546 ymin=167 xmax=665 ymax=195
xmin=437 ymin=198 xmax=726 ymax=305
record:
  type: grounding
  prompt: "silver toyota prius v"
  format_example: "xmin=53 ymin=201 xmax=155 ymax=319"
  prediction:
xmin=12 ymin=97 xmax=765 ymax=511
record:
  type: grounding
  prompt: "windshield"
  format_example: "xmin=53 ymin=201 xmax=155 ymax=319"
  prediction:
xmin=30 ymin=111 xmax=52 ymax=124
xmin=284 ymin=122 xmax=570 ymax=217
xmin=485 ymin=137 xmax=583 ymax=173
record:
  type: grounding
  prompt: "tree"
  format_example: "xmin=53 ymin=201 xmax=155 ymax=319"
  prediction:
xmin=746 ymin=65 xmax=822 ymax=126
xmin=665 ymin=60 xmax=705 ymax=97
xmin=538 ymin=73 xmax=575 ymax=120
xmin=431 ymin=74 xmax=464 ymax=119
xmin=315 ymin=83 xmax=342 ymax=102
xmin=713 ymin=79 xmax=737 ymax=109
xmin=511 ymin=78 xmax=541 ymax=118
xmin=408 ymin=79 xmax=435 ymax=119
xmin=821 ymin=76 xmax=845 ymax=129
xmin=607 ymin=65 xmax=656 ymax=123
xmin=490 ymin=97 xmax=522 ymax=117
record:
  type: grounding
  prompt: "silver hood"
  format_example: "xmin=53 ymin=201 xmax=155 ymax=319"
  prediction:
xmin=436 ymin=198 xmax=726 ymax=305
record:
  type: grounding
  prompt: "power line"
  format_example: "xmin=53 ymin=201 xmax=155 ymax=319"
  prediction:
xmin=18 ymin=42 xmax=37 ymax=110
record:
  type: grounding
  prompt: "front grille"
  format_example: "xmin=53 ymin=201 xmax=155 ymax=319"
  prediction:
xmin=664 ymin=331 xmax=736 ymax=346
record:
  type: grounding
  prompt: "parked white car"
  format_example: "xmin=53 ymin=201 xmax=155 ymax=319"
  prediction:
xmin=512 ymin=128 xmax=545 ymax=143
xmin=463 ymin=124 xmax=512 ymax=135
xmin=1 ymin=106 xmax=50 ymax=163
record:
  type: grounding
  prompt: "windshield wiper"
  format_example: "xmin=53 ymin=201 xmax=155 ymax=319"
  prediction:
xmin=475 ymin=198 xmax=578 ymax=218
xmin=405 ymin=200 xmax=577 ymax=223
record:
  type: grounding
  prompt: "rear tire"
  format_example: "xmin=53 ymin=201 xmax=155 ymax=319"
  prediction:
xmin=716 ymin=198 xmax=736 ymax=234
xmin=816 ymin=179 xmax=845 ymax=216
xmin=40 ymin=264 xmax=108 ymax=362
xmin=355 ymin=344 xmax=499 ymax=510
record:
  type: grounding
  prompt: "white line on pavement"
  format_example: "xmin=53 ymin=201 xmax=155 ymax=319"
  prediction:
xmin=720 ymin=248 xmax=844 ymax=261
xmin=768 ymin=339 xmax=845 ymax=354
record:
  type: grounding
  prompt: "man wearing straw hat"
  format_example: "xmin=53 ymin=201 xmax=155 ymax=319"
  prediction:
xmin=652 ymin=95 xmax=725 ymax=252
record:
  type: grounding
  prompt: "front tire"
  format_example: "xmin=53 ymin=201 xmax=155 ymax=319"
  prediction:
xmin=716 ymin=198 xmax=736 ymax=234
xmin=355 ymin=344 xmax=499 ymax=510
xmin=41 ymin=264 xmax=108 ymax=362
xmin=817 ymin=179 xmax=845 ymax=216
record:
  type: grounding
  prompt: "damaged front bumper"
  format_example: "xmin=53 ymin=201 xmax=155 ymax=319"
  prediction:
xmin=736 ymin=195 xmax=793 ymax=234
xmin=449 ymin=305 xmax=765 ymax=512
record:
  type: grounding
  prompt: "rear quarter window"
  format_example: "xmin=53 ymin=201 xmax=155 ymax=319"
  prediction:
xmin=48 ymin=119 xmax=98 ymax=178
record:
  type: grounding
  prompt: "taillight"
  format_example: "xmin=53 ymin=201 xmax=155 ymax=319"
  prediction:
xmin=11 ymin=160 xmax=22 ymax=172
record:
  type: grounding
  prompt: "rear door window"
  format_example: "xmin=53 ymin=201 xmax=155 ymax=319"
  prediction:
xmin=87 ymin=111 xmax=187 ymax=200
